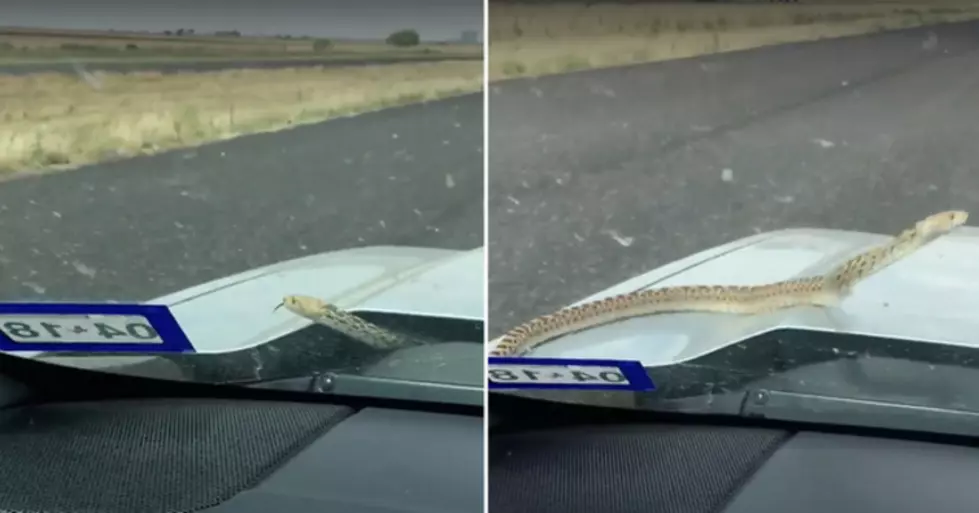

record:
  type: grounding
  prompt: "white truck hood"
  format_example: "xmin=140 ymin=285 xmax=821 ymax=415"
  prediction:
xmin=163 ymin=245 xmax=484 ymax=353
xmin=28 ymin=245 xmax=483 ymax=357
xmin=494 ymin=225 xmax=979 ymax=367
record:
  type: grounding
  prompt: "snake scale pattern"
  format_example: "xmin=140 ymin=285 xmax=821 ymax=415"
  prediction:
xmin=488 ymin=210 xmax=969 ymax=357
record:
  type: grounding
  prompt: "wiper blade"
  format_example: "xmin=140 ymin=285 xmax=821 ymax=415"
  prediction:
xmin=742 ymin=388 xmax=979 ymax=438
xmin=243 ymin=372 xmax=483 ymax=407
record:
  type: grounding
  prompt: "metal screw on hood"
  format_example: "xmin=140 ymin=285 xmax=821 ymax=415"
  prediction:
xmin=313 ymin=372 xmax=337 ymax=393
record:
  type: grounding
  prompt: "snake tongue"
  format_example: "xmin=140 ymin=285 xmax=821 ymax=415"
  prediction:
xmin=272 ymin=302 xmax=285 ymax=313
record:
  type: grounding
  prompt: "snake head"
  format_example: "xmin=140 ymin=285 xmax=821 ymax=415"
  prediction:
xmin=275 ymin=294 xmax=330 ymax=315
xmin=918 ymin=210 xmax=969 ymax=235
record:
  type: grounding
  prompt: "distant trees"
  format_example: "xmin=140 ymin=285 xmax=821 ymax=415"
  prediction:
xmin=313 ymin=38 xmax=333 ymax=52
xmin=162 ymin=28 xmax=197 ymax=36
xmin=146 ymin=27 xmax=426 ymax=47
xmin=386 ymin=29 xmax=420 ymax=47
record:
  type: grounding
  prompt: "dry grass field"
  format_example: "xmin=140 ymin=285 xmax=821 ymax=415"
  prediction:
xmin=0 ymin=26 xmax=481 ymax=63
xmin=0 ymin=61 xmax=483 ymax=174
xmin=488 ymin=2 xmax=979 ymax=80
xmin=0 ymin=26 xmax=482 ymax=174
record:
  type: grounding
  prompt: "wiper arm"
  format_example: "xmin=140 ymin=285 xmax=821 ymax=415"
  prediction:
xmin=742 ymin=388 xmax=979 ymax=438
xmin=243 ymin=371 xmax=483 ymax=407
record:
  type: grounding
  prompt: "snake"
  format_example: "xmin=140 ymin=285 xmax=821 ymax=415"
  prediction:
xmin=274 ymin=295 xmax=426 ymax=350
xmin=488 ymin=210 xmax=969 ymax=357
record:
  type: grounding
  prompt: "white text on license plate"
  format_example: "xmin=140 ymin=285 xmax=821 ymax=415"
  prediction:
xmin=0 ymin=314 xmax=163 ymax=344
xmin=487 ymin=364 xmax=629 ymax=386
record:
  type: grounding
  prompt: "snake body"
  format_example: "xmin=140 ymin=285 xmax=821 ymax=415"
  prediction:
xmin=276 ymin=295 xmax=425 ymax=350
xmin=489 ymin=210 xmax=969 ymax=357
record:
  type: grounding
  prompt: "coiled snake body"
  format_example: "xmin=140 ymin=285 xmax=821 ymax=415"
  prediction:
xmin=488 ymin=210 xmax=969 ymax=357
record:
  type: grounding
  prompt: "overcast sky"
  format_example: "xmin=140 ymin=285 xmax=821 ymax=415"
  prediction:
xmin=1 ymin=0 xmax=482 ymax=41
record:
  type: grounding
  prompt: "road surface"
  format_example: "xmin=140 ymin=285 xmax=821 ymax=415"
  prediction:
xmin=0 ymin=55 xmax=481 ymax=75
xmin=488 ymin=20 xmax=979 ymax=336
xmin=0 ymin=94 xmax=483 ymax=303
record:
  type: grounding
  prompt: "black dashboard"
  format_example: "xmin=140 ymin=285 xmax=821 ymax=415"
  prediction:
xmin=489 ymin=392 xmax=979 ymax=513
xmin=0 ymin=356 xmax=484 ymax=513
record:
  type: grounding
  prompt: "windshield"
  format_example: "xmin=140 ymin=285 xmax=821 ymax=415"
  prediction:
xmin=486 ymin=0 xmax=979 ymax=433
xmin=0 ymin=0 xmax=485 ymax=403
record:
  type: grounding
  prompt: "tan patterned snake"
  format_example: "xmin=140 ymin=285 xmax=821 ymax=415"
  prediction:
xmin=275 ymin=295 xmax=425 ymax=350
xmin=489 ymin=210 xmax=969 ymax=357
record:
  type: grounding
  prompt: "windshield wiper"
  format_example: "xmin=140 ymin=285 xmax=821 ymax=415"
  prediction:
xmin=243 ymin=371 xmax=483 ymax=407
xmin=741 ymin=388 xmax=979 ymax=438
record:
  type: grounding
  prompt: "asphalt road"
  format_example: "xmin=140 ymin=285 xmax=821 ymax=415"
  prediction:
xmin=0 ymin=93 xmax=483 ymax=303
xmin=0 ymin=55 xmax=481 ymax=75
xmin=488 ymin=20 xmax=979 ymax=336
